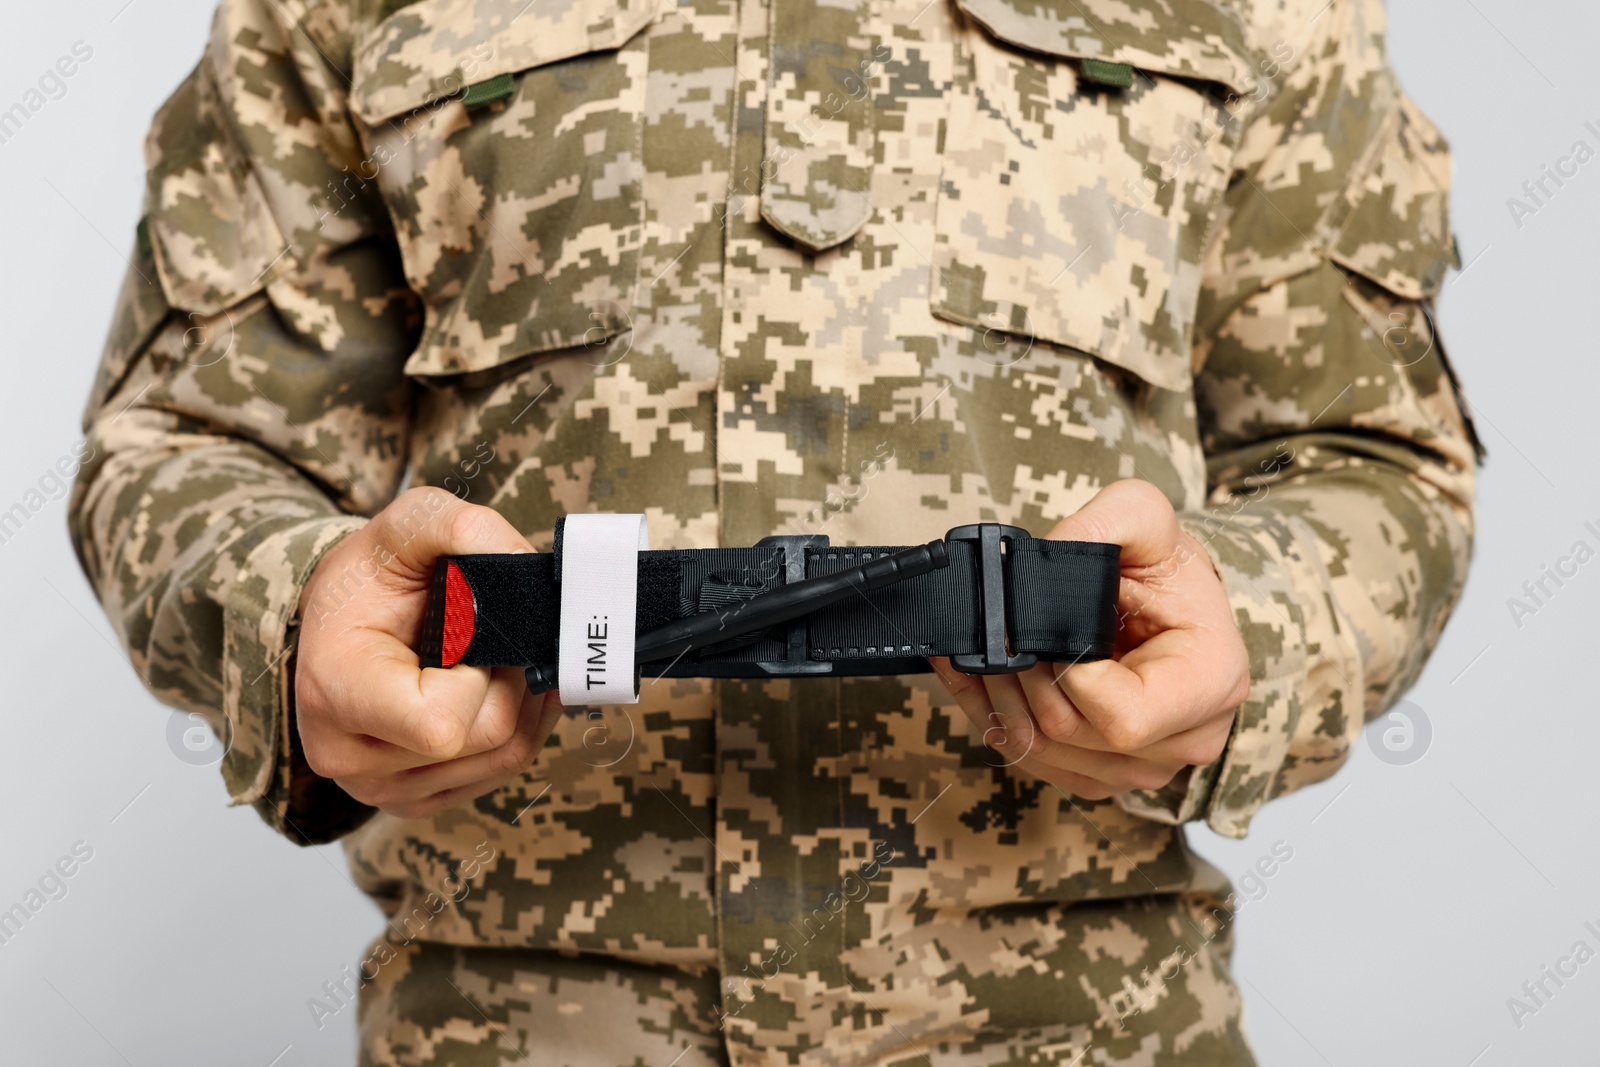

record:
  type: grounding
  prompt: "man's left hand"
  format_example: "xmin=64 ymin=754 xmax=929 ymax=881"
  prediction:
xmin=931 ymin=479 xmax=1250 ymax=801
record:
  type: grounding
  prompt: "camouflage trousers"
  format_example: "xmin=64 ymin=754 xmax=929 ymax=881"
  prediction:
xmin=355 ymin=896 xmax=1257 ymax=1066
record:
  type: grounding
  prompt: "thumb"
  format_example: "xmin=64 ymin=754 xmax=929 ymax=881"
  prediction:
xmin=1045 ymin=480 xmax=1180 ymax=568
xmin=373 ymin=487 xmax=535 ymax=579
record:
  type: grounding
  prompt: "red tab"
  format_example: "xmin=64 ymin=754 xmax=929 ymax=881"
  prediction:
xmin=440 ymin=560 xmax=476 ymax=667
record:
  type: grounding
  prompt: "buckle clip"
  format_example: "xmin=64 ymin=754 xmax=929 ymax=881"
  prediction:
xmin=945 ymin=523 xmax=1038 ymax=675
xmin=751 ymin=534 xmax=835 ymax=676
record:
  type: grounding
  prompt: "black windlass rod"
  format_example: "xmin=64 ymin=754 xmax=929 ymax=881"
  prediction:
xmin=636 ymin=538 xmax=948 ymax=662
xmin=525 ymin=538 xmax=949 ymax=696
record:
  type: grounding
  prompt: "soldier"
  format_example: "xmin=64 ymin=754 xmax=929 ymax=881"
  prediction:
xmin=69 ymin=0 xmax=1480 ymax=1061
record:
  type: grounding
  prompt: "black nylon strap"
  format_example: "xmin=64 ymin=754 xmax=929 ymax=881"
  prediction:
xmin=420 ymin=531 xmax=1120 ymax=678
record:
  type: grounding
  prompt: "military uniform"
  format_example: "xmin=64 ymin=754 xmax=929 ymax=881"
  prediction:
xmin=69 ymin=0 xmax=1480 ymax=1060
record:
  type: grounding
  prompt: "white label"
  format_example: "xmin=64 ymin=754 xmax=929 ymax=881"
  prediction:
xmin=558 ymin=514 xmax=649 ymax=706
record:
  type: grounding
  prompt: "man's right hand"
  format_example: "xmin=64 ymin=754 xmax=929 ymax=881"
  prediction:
xmin=294 ymin=488 xmax=563 ymax=819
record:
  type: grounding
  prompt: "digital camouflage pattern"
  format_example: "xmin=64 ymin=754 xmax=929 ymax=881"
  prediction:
xmin=69 ymin=0 xmax=1480 ymax=1060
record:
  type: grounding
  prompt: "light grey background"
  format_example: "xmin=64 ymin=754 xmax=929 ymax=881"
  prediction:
xmin=0 ymin=0 xmax=1593 ymax=1062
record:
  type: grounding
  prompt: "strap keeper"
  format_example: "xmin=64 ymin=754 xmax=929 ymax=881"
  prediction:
xmin=750 ymin=534 xmax=834 ymax=676
xmin=462 ymin=72 xmax=516 ymax=110
xmin=1079 ymin=57 xmax=1134 ymax=89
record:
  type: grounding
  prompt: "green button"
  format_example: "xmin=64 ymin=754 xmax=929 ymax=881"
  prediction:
xmin=462 ymin=72 xmax=516 ymax=110
xmin=1080 ymin=57 xmax=1134 ymax=89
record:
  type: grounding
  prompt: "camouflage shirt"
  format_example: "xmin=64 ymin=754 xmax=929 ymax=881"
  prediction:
xmin=70 ymin=0 xmax=1479 ymax=1060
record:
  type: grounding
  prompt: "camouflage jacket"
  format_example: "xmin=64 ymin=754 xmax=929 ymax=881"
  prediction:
xmin=70 ymin=0 xmax=1479 ymax=1058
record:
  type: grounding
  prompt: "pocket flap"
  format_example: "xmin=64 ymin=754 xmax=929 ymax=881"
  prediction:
xmin=1326 ymin=96 xmax=1456 ymax=300
xmin=953 ymin=0 xmax=1254 ymax=94
xmin=934 ymin=0 xmax=1255 ymax=393
xmin=352 ymin=0 xmax=659 ymax=124
xmin=143 ymin=63 xmax=286 ymax=319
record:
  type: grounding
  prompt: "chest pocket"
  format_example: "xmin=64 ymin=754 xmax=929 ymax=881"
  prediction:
xmin=349 ymin=0 xmax=659 ymax=377
xmin=933 ymin=0 xmax=1255 ymax=391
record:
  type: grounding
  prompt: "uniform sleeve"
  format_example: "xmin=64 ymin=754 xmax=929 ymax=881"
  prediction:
xmin=1115 ymin=0 xmax=1483 ymax=838
xmin=68 ymin=0 xmax=416 ymax=844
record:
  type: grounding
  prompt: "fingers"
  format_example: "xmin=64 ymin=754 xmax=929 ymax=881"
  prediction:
xmin=1022 ymin=654 xmax=1237 ymax=766
xmin=929 ymin=656 xmax=993 ymax=735
xmin=930 ymin=480 xmax=1247 ymax=798
xmin=1025 ymin=765 xmax=1176 ymax=803
xmin=315 ymin=663 xmax=531 ymax=776
xmin=1056 ymin=630 xmax=1248 ymax=753
xmin=930 ymin=658 xmax=1213 ymax=798
xmin=1018 ymin=661 xmax=1090 ymax=744
xmin=333 ymin=634 xmax=496 ymax=755
xmin=1026 ymin=749 xmax=1188 ymax=796
xmin=1032 ymin=704 xmax=1235 ymax=767
xmin=975 ymin=672 xmax=1041 ymax=767
xmin=294 ymin=489 xmax=551 ymax=816
xmin=1043 ymin=479 xmax=1179 ymax=568
xmin=986 ymin=669 xmax=1187 ymax=790
xmin=370 ymin=487 xmax=536 ymax=582
xmin=931 ymin=658 xmax=1029 ymax=764
xmin=336 ymin=688 xmax=561 ymax=819
xmin=383 ymin=687 xmax=546 ymax=801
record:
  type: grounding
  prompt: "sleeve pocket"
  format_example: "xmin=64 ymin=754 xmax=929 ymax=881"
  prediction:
xmin=1325 ymin=95 xmax=1458 ymax=301
xmin=142 ymin=61 xmax=284 ymax=320
xmin=1325 ymin=96 xmax=1483 ymax=462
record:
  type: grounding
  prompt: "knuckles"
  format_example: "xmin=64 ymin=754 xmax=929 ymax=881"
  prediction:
xmin=302 ymin=744 xmax=342 ymax=781
xmin=484 ymin=717 xmax=518 ymax=753
xmin=444 ymin=504 xmax=489 ymax=550
xmin=478 ymin=702 xmax=520 ymax=752
xmin=1098 ymin=714 xmax=1154 ymax=754
xmin=492 ymin=735 xmax=536 ymax=776
xmin=1036 ymin=715 xmax=1080 ymax=745
xmin=412 ymin=711 xmax=471 ymax=760
xmin=1108 ymin=478 xmax=1177 ymax=521
xmin=1031 ymin=690 xmax=1085 ymax=745
xmin=1172 ymin=736 xmax=1227 ymax=767
xmin=387 ymin=486 xmax=456 ymax=526
xmin=1223 ymin=668 xmax=1251 ymax=712
xmin=301 ymin=730 xmax=357 ymax=781
xmin=443 ymin=501 xmax=507 ymax=554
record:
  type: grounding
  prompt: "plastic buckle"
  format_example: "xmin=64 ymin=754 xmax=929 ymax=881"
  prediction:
xmin=944 ymin=523 xmax=1038 ymax=675
xmin=751 ymin=534 xmax=835 ymax=676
